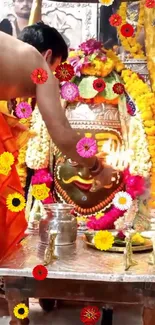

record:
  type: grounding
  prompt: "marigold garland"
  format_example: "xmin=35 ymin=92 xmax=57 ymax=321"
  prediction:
xmin=121 ymin=69 xmax=155 ymax=207
xmin=117 ymin=2 xmax=145 ymax=59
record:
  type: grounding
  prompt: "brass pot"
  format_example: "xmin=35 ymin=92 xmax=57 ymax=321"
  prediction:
xmin=39 ymin=203 xmax=77 ymax=246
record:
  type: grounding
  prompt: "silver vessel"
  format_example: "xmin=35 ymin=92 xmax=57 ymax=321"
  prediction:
xmin=39 ymin=203 xmax=77 ymax=246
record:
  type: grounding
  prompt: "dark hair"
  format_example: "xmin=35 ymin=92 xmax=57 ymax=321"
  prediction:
xmin=18 ymin=21 xmax=68 ymax=63
xmin=0 ymin=19 xmax=13 ymax=35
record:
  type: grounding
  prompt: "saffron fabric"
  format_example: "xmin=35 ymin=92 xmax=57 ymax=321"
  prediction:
xmin=0 ymin=111 xmax=28 ymax=261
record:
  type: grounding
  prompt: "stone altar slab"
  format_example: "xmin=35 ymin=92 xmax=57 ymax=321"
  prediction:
xmin=0 ymin=235 xmax=155 ymax=283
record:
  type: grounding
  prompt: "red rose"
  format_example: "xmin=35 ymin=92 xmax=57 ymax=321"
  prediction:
xmin=80 ymin=306 xmax=101 ymax=325
xmin=120 ymin=23 xmax=134 ymax=38
xmin=32 ymin=265 xmax=48 ymax=281
xmin=55 ymin=63 xmax=75 ymax=82
xmin=31 ymin=68 xmax=48 ymax=84
xmin=145 ymin=0 xmax=155 ymax=7
xmin=93 ymin=78 xmax=106 ymax=92
xmin=109 ymin=14 xmax=122 ymax=27
xmin=113 ymin=83 xmax=125 ymax=95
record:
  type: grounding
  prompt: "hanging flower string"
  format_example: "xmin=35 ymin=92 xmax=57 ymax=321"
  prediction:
xmin=121 ymin=69 xmax=155 ymax=208
xmin=116 ymin=2 xmax=145 ymax=59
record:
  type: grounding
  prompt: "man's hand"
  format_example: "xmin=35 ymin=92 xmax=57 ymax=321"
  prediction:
xmin=90 ymin=162 xmax=119 ymax=192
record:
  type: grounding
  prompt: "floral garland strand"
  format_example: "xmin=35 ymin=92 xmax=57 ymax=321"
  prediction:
xmin=16 ymin=116 xmax=31 ymax=188
xmin=26 ymin=107 xmax=50 ymax=170
xmin=128 ymin=110 xmax=151 ymax=177
xmin=116 ymin=2 xmax=145 ymax=59
xmin=121 ymin=69 xmax=155 ymax=208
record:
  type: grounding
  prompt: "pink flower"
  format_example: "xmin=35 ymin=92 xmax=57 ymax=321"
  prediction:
xmin=61 ymin=82 xmax=79 ymax=101
xmin=15 ymin=102 xmax=32 ymax=118
xmin=87 ymin=208 xmax=124 ymax=230
xmin=116 ymin=231 xmax=125 ymax=241
xmin=76 ymin=137 xmax=97 ymax=158
xmin=42 ymin=193 xmax=54 ymax=204
xmin=32 ymin=169 xmax=53 ymax=187
xmin=68 ymin=56 xmax=90 ymax=77
xmin=123 ymin=169 xmax=145 ymax=199
xmin=79 ymin=39 xmax=102 ymax=55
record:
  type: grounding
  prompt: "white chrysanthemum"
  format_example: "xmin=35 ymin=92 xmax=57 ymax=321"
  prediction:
xmin=26 ymin=107 xmax=50 ymax=169
xmin=113 ymin=191 xmax=132 ymax=211
xmin=128 ymin=112 xmax=151 ymax=177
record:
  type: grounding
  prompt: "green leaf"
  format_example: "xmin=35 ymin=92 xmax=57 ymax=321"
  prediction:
xmin=79 ymin=76 xmax=98 ymax=99
xmin=89 ymin=53 xmax=98 ymax=61
xmin=99 ymin=74 xmax=119 ymax=100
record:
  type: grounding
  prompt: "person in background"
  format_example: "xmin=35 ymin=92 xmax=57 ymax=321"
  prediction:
xmin=6 ymin=0 xmax=33 ymax=37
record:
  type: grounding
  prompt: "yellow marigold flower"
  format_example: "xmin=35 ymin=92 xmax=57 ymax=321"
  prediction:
xmin=32 ymin=183 xmax=50 ymax=201
xmin=77 ymin=216 xmax=87 ymax=223
xmin=144 ymin=121 xmax=155 ymax=128
xmin=13 ymin=303 xmax=29 ymax=320
xmin=94 ymin=230 xmax=114 ymax=251
xmin=145 ymin=126 xmax=155 ymax=135
xmin=132 ymin=233 xmax=145 ymax=245
xmin=6 ymin=192 xmax=26 ymax=212
xmin=141 ymin=112 xmax=153 ymax=120
xmin=0 ymin=151 xmax=14 ymax=166
xmin=149 ymin=145 xmax=155 ymax=151
xmin=95 ymin=212 xmax=104 ymax=219
xmin=149 ymin=201 xmax=155 ymax=208
xmin=99 ymin=0 xmax=114 ymax=6
xmin=0 ymin=163 xmax=11 ymax=176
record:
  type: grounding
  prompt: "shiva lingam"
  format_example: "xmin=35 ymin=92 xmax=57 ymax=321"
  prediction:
xmin=52 ymin=102 xmax=126 ymax=217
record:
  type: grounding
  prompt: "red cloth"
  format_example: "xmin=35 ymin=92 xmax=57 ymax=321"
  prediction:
xmin=0 ymin=112 xmax=27 ymax=261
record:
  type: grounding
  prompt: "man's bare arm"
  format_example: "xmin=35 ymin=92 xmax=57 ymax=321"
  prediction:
xmin=36 ymin=65 xmax=96 ymax=168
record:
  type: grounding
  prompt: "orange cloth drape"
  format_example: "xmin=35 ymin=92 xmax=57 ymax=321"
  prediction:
xmin=0 ymin=112 xmax=28 ymax=261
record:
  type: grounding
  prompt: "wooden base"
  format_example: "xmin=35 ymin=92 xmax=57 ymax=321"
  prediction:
xmin=3 ymin=276 xmax=155 ymax=325
xmin=143 ymin=307 xmax=155 ymax=325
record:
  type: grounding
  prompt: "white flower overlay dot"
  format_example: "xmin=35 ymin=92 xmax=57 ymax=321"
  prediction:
xmin=113 ymin=191 xmax=132 ymax=211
